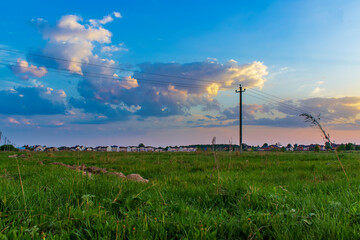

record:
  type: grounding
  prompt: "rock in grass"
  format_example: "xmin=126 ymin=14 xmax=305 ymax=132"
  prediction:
xmin=48 ymin=162 xmax=149 ymax=183
xmin=8 ymin=154 xmax=18 ymax=158
xmin=126 ymin=174 xmax=149 ymax=183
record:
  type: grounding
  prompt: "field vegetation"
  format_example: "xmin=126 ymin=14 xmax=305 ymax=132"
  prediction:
xmin=1 ymin=151 xmax=360 ymax=239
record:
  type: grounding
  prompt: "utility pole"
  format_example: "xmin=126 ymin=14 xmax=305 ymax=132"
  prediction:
xmin=235 ymin=84 xmax=246 ymax=153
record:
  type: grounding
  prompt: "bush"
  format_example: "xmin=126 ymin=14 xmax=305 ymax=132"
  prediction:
xmin=314 ymin=145 xmax=320 ymax=152
xmin=0 ymin=145 xmax=18 ymax=151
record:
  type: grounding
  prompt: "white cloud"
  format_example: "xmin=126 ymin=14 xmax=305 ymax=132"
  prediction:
xmin=37 ymin=14 xmax=115 ymax=74
xmin=113 ymin=12 xmax=122 ymax=18
xmin=10 ymin=58 xmax=47 ymax=80
xmin=311 ymin=87 xmax=325 ymax=95
xmin=101 ymin=43 xmax=128 ymax=53
xmin=99 ymin=15 xmax=114 ymax=25
xmin=89 ymin=12 xmax=122 ymax=27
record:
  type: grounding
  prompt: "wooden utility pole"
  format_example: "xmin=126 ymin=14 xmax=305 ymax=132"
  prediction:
xmin=235 ymin=84 xmax=246 ymax=152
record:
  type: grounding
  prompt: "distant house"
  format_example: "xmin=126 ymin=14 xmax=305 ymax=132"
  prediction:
xmin=259 ymin=147 xmax=271 ymax=151
xmin=72 ymin=145 xmax=85 ymax=151
xmin=46 ymin=147 xmax=59 ymax=152
xmin=145 ymin=147 xmax=154 ymax=152
xmin=111 ymin=145 xmax=119 ymax=152
xmin=286 ymin=146 xmax=294 ymax=151
xmin=96 ymin=146 xmax=112 ymax=152
xmin=269 ymin=145 xmax=280 ymax=150
xmin=296 ymin=145 xmax=309 ymax=151
xmin=130 ymin=147 xmax=138 ymax=152
xmin=34 ymin=145 xmax=45 ymax=152
xmin=58 ymin=146 xmax=71 ymax=151
xmin=119 ymin=147 xmax=127 ymax=152
xmin=168 ymin=147 xmax=179 ymax=152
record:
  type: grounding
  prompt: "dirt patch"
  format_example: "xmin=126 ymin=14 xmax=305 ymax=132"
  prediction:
xmin=8 ymin=154 xmax=27 ymax=158
xmin=87 ymin=166 xmax=108 ymax=174
xmin=126 ymin=174 xmax=149 ymax=183
xmin=49 ymin=162 xmax=148 ymax=183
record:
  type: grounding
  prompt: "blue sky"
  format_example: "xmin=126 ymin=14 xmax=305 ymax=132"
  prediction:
xmin=1 ymin=0 xmax=360 ymax=147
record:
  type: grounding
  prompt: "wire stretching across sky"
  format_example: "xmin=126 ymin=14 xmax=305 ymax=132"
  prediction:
xmin=0 ymin=48 xmax=358 ymax=127
xmin=245 ymin=90 xmax=360 ymax=127
xmin=0 ymin=48 xmax=226 ymax=85
xmin=0 ymin=60 xmax=211 ymax=90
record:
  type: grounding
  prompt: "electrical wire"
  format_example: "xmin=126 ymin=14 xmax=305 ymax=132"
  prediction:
xmin=0 ymin=48 xmax=359 ymax=127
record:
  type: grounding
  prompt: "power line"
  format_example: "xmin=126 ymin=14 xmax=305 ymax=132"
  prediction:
xmin=0 ymin=61 xmax=214 ymax=90
xmin=0 ymin=48 xmax=353 ymax=114
xmin=245 ymin=91 xmax=360 ymax=127
xmin=246 ymin=90 xmax=352 ymax=125
xmin=0 ymin=48 xmax=223 ymax=85
xmin=3 ymin=59 xmax=358 ymax=126
xmin=246 ymin=89 xmax=358 ymax=125
xmin=0 ymin=48 xmax=358 ymax=127
xmin=248 ymin=88 xmax=347 ymax=120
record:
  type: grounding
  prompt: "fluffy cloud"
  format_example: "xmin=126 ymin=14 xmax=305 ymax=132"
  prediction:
xmin=35 ymin=14 xmax=113 ymax=74
xmin=29 ymin=14 xmax=268 ymax=122
xmin=136 ymin=60 xmax=268 ymax=96
xmin=0 ymin=86 xmax=66 ymax=115
xmin=72 ymin=60 xmax=264 ymax=119
xmin=9 ymin=59 xmax=47 ymax=80
xmin=295 ymin=97 xmax=360 ymax=124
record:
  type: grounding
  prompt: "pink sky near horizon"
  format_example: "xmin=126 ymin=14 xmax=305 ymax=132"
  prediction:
xmin=9 ymin=125 xmax=358 ymax=147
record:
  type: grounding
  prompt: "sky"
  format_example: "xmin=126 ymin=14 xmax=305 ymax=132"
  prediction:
xmin=1 ymin=0 xmax=360 ymax=147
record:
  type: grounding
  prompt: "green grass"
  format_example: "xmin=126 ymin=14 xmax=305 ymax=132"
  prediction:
xmin=0 ymin=151 xmax=360 ymax=239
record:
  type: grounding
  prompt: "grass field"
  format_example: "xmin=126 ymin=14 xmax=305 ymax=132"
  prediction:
xmin=1 ymin=151 xmax=360 ymax=239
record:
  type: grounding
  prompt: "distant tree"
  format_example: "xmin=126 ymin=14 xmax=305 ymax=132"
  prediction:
xmin=0 ymin=145 xmax=18 ymax=151
xmin=356 ymin=145 xmax=360 ymax=151
xmin=325 ymin=142 xmax=332 ymax=150
xmin=345 ymin=143 xmax=355 ymax=151
xmin=262 ymin=143 xmax=269 ymax=148
xmin=138 ymin=143 xmax=145 ymax=148
xmin=336 ymin=144 xmax=345 ymax=152
xmin=281 ymin=147 xmax=286 ymax=152
xmin=314 ymin=145 xmax=320 ymax=152
xmin=294 ymin=144 xmax=298 ymax=150
xmin=286 ymin=144 xmax=292 ymax=148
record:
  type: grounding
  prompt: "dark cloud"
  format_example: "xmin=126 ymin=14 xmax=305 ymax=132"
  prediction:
xmin=203 ymin=96 xmax=360 ymax=129
xmin=218 ymin=104 xmax=270 ymax=121
xmin=0 ymin=87 xmax=66 ymax=115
